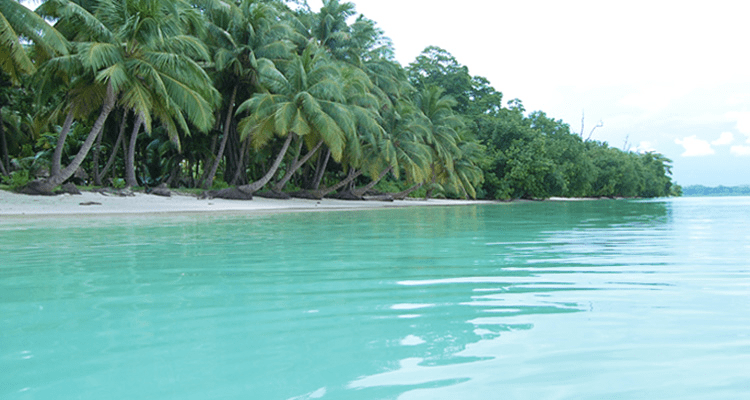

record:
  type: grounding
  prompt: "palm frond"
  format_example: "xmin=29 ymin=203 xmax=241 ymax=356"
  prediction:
xmin=159 ymin=72 xmax=215 ymax=132
xmin=0 ymin=12 xmax=33 ymax=82
xmin=38 ymin=0 xmax=113 ymax=43
xmin=2 ymin=0 xmax=69 ymax=56
xmin=78 ymin=42 xmax=122 ymax=72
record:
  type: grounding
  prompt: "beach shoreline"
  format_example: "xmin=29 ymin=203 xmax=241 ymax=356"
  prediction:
xmin=0 ymin=189 xmax=498 ymax=217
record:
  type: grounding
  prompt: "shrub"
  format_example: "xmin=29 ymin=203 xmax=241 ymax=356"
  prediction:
xmin=2 ymin=170 xmax=31 ymax=190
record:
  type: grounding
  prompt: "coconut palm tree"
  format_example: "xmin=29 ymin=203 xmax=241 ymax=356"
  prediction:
xmin=353 ymin=99 xmax=431 ymax=198
xmin=295 ymin=62 xmax=384 ymax=199
xmin=231 ymin=41 xmax=354 ymax=195
xmin=25 ymin=0 xmax=218 ymax=192
xmin=0 ymin=0 xmax=69 ymax=177
xmin=450 ymin=133 xmax=485 ymax=199
xmin=413 ymin=85 xmax=462 ymax=199
xmin=311 ymin=0 xmax=357 ymax=62
xmin=198 ymin=0 xmax=301 ymax=189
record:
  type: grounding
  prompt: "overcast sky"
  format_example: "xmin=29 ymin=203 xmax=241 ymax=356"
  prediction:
xmin=309 ymin=0 xmax=750 ymax=186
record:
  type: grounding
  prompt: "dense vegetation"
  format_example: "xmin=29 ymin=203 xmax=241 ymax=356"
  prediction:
xmin=0 ymin=0 xmax=678 ymax=199
xmin=682 ymin=185 xmax=750 ymax=197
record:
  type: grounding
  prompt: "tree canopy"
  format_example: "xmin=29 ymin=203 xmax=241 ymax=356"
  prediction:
xmin=1 ymin=0 xmax=678 ymax=200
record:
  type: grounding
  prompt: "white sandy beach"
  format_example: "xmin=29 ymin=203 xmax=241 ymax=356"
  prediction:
xmin=0 ymin=189 xmax=494 ymax=216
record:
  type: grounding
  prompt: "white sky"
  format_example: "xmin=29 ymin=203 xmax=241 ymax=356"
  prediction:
xmin=310 ymin=0 xmax=750 ymax=186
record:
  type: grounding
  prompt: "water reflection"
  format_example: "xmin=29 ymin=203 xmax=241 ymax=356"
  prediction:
xmin=340 ymin=200 xmax=675 ymax=398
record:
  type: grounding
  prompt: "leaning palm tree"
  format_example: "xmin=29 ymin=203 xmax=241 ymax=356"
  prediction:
xmin=295 ymin=62 xmax=383 ymax=196
xmin=413 ymin=85 xmax=462 ymax=199
xmin=198 ymin=0 xmax=301 ymax=189
xmin=25 ymin=0 xmax=218 ymax=193
xmin=450 ymin=133 xmax=485 ymax=199
xmin=353 ymin=99 xmax=432 ymax=198
xmin=230 ymin=42 xmax=355 ymax=196
xmin=95 ymin=0 xmax=219 ymax=186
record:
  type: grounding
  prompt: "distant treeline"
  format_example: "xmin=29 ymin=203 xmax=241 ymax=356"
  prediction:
xmin=681 ymin=185 xmax=750 ymax=197
xmin=1 ymin=0 xmax=678 ymax=200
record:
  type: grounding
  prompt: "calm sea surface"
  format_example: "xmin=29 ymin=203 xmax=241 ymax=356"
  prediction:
xmin=2 ymin=197 xmax=749 ymax=399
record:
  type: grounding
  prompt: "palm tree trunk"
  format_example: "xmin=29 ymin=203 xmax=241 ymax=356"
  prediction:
xmin=125 ymin=113 xmax=144 ymax=187
xmin=231 ymin=136 xmax=249 ymax=185
xmin=203 ymin=86 xmax=236 ymax=189
xmin=93 ymin=108 xmax=127 ymax=185
xmin=273 ymin=139 xmax=324 ymax=192
xmin=306 ymin=168 xmax=363 ymax=199
xmin=92 ymin=121 xmax=104 ymax=184
xmin=50 ymin=109 xmax=74 ymax=178
xmin=0 ymin=109 xmax=9 ymax=176
xmin=312 ymin=148 xmax=331 ymax=190
xmin=237 ymin=134 xmax=293 ymax=194
xmin=424 ymin=166 xmax=437 ymax=200
xmin=37 ymin=83 xmax=116 ymax=193
xmin=352 ymin=166 xmax=392 ymax=197
xmin=97 ymin=109 xmax=128 ymax=185
xmin=391 ymin=182 xmax=423 ymax=200
xmin=280 ymin=134 xmax=304 ymax=185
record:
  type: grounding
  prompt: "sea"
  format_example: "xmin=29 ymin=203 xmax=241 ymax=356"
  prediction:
xmin=1 ymin=197 xmax=749 ymax=399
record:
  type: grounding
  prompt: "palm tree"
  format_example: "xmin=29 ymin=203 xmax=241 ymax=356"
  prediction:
xmin=311 ymin=0 xmax=357 ymax=62
xmin=0 ymin=0 xmax=69 ymax=177
xmin=231 ymin=42 xmax=354 ymax=195
xmin=450 ymin=133 xmax=485 ymax=199
xmin=26 ymin=0 xmax=218 ymax=192
xmin=296 ymin=63 xmax=384 ymax=199
xmin=353 ymin=99 xmax=431 ymax=198
xmin=198 ymin=0 xmax=301 ymax=189
xmin=413 ymin=85 xmax=462 ymax=199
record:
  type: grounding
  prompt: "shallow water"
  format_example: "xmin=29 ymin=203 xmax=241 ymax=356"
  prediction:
xmin=2 ymin=197 xmax=749 ymax=399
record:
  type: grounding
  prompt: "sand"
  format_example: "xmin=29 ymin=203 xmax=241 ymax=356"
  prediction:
xmin=0 ymin=189 xmax=494 ymax=217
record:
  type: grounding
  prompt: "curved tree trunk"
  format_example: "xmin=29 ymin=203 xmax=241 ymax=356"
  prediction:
xmin=30 ymin=83 xmax=117 ymax=194
xmin=50 ymin=110 xmax=74 ymax=178
xmin=300 ymin=168 xmax=362 ymax=199
xmin=93 ymin=108 xmax=126 ymax=185
xmin=391 ymin=182 xmax=423 ymax=200
xmin=352 ymin=166 xmax=392 ymax=197
xmin=312 ymin=148 xmax=330 ymax=190
xmin=236 ymin=133 xmax=293 ymax=194
xmin=230 ymin=136 xmax=249 ymax=185
xmin=203 ymin=86 xmax=236 ymax=189
xmin=424 ymin=165 xmax=437 ymax=200
xmin=280 ymin=135 xmax=304 ymax=185
xmin=273 ymin=139 xmax=324 ymax=192
xmin=97 ymin=109 xmax=128 ymax=185
xmin=0 ymin=109 xmax=9 ymax=176
xmin=91 ymin=120 xmax=104 ymax=184
xmin=124 ymin=113 xmax=144 ymax=187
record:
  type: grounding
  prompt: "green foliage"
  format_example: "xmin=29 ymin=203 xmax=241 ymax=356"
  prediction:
xmin=112 ymin=178 xmax=126 ymax=189
xmin=211 ymin=178 xmax=230 ymax=190
xmin=1 ymin=169 xmax=30 ymax=190
xmin=0 ymin=0 xmax=677 ymax=200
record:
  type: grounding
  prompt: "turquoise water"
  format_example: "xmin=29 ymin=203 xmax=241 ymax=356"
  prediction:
xmin=2 ymin=198 xmax=749 ymax=399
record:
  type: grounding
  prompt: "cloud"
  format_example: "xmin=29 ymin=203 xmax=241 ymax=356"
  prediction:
xmin=712 ymin=132 xmax=734 ymax=146
xmin=730 ymin=145 xmax=750 ymax=156
xmin=675 ymin=136 xmax=715 ymax=157
xmin=726 ymin=111 xmax=750 ymax=135
xmin=636 ymin=141 xmax=656 ymax=153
